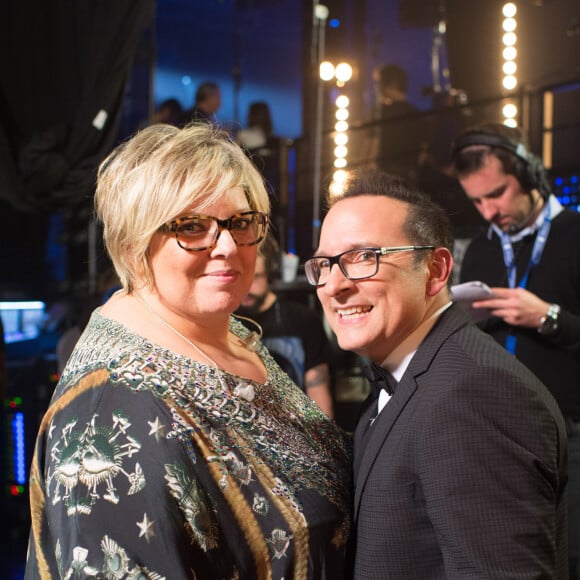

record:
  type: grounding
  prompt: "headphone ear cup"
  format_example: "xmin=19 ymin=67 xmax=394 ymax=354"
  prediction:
xmin=527 ymin=154 xmax=544 ymax=192
xmin=514 ymin=157 xmax=532 ymax=190
xmin=453 ymin=130 xmax=548 ymax=194
xmin=514 ymin=154 xmax=543 ymax=191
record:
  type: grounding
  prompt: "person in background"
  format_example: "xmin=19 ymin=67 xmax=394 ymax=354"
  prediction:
xmin=180 ymin=81 xmax=221 ymax=126
xmin=305 ymin=168 xmax=567 ymax=578
xmin=24 ymin=124 xmax=351 ymax=579
xmin=237 ymin=101 xmax=274 ymax=152
xmin=452 ymin=122 xmax=580 ymax=579
xmin=371 ymin=64 xmax=428 ymax=182
xmin=151 ymin=98 xmax=183 ymax=126
xmin=55 ymin=267 xmax=121 ymax=374
xmin=237 ymin=233 xmax=334 ymax=417
xmin=236 ymin=101 xmax=284 ymax=226
xmin=55 ymin=293 xmax=99 ymax=374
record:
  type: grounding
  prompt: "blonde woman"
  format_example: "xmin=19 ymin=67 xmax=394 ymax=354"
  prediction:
xmin=25 ymin=124 xmax=351 ymax=579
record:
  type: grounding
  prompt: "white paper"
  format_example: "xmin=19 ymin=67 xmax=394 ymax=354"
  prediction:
xmin=451 ymin=281 xmax=494 ymax=322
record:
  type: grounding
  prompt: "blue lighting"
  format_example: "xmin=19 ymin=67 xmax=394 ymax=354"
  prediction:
xmin=553 ymin=173 xmax=580 ymax=213
xmin=0 ymin=300 xmax=46 ymax=344
xmin=12 ymin=412 xmax=26 ymax=485
xmin=553 ymin=82 xmax=580 ymax=93
xmin=329 ymin=18 xmax=340 ymax=28
xmin=287 ymin=146 xmax=297 ymax=255
xmin=0 ymin=301 xmax=44 ymax=311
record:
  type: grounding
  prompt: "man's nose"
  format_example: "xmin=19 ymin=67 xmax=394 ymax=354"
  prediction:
xmin=321 ymin=263 xmax=352 ymax=294
xmin=478 ymin=199 xmax=497 ymax=221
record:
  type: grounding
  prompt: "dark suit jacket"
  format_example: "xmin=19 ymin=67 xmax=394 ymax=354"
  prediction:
xmin=351 ymin=304 xmax=568 ymax=579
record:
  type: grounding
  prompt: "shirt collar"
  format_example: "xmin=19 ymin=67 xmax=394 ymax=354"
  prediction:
xmin=380 ymin=301 xmax=453 ymax=382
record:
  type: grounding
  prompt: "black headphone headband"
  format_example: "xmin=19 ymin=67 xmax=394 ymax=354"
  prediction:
xmin=451 ymin=132 xmax=531 ymax=164
xmin=452 ymin=131 xmax=547 ymax=194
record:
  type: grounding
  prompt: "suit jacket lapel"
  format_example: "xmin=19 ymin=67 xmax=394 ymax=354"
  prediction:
xmin=353 ymin=396 xmax=378 ymax=476
xmin=353 ymin=377 xmax=416 ymax=515
xmin=353 ymin=304 xmax=472 ymax=517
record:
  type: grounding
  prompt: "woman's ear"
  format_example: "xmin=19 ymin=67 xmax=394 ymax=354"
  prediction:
xmin=426 ymin=247 xmax=454 ymax=297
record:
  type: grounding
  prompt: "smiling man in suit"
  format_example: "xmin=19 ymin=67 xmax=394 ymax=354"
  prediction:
xmin=304 ymin=169 xmax=568 ymax=579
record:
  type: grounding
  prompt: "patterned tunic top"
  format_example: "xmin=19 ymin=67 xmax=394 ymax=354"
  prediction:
xmin=25 ymin=311 xmax=352 ymax=579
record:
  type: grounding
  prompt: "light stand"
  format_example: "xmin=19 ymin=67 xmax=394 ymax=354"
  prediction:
xmin=312 ymin=2 xmax=329 ymax=251
xmin=430 ymin=1 xmax=451 ymax=98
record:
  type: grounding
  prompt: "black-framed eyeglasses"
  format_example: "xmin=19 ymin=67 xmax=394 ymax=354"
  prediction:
xmin=160 ymin=211 xmax=269 ymax=252
xmin=304 ymin=246 xmax=435 ymax=287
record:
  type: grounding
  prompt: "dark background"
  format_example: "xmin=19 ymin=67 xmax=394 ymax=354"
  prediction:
xmin=1 ymin=0 xmax=579 ymax=296
xmin=1 ymin=1 xmax=579 ymax=577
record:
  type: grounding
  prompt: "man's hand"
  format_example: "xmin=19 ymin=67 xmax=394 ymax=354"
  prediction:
xmin=472 ymin=287 xmax=550 ymax=328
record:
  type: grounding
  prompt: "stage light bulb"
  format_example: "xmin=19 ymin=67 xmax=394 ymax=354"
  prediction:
xmin=504 ymin=118 xmax=517 ymax=128
xmin=336 ymin=95 xmax=349 ymax=108
xmin=335 ymin=120 xmax=348 ymax=132
xmin=503 ymin=75 xmax=517 ymax=90
xmin=329 ymin=180 xmax=345 ymax=197
xmin=320 ymin=61 xmax=335 ymax=81
xmin=334 ymin=133 xmax=348 ymax=146
xmin=503 ymin=46 xmax=517 ymax=60
xmin=335 ymin=63 xmax=353 ymax=83
xmin=334 ymin=158 xmax=347 ymax=168
xmin=314 ymin=4 xmax=329 ymax=21
xmin=502 ymin=103 xmax=518 ymax=118
xmin=502 ymin=3 xmax=517 ymax=18
xmin=334 ymin=145 xmax=348 ymax=158
xmin=503 ymin=32 xmax=517 ymax=46
xmin=335 ymin=108 xmax=349 ymax=121
xmin=333 ymin=169 xmax=348 ymax=183
xmin=503 ymin=61 xmax=517 ymax=75
xmin=503 ymin=18 xmax=517 ymax=32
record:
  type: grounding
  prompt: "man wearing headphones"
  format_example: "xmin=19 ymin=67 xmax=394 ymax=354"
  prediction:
xmin=237 ymin=234 xmax=334 ymax=417
xmin=452 ymin=122 xmax=580 ymax=578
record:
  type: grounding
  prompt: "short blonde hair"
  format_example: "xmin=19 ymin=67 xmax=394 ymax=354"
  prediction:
xmin=94 ymin=124 xmax=270 ymax=291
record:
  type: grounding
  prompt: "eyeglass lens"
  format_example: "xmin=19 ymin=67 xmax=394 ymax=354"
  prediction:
xmin=175 ymin=213 xmax=265 ymax=250
xmin=306 ymin=249 xmax=379 ymax=285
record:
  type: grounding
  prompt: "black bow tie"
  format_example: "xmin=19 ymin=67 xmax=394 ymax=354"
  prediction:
xmin=364 ymin=362 xmax=398 ymax=397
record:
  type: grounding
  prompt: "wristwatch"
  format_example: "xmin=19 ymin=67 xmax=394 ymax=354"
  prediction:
xmin=537 ymin=303 xmax=561 ymax=336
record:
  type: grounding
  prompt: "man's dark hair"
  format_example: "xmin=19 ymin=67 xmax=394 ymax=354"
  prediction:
xmin=379 ymin=64 xmax=408 ymax=93
xmin=328 ymin=169 xmax=454 ymax=259
xmin=247 ymin=102 xmax=273 ymax=137
xmin=451 ymin=122 xmax=550 ymax=195
xmin=155 ymin=98 xmax=183 ymax=125
xmin=195 ymin=82 xmax=219 ymax=105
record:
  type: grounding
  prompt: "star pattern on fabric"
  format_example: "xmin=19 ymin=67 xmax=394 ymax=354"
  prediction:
xmin=147 ymin=416 xmax=166 ymax=442
xmin=136 ymin=513 xmax=155 ymax=542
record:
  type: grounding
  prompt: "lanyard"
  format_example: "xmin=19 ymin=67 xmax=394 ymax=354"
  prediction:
xmin=500 ymin=203 xmax=551 ymax=354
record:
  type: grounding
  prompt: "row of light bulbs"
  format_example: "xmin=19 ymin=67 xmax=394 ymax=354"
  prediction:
xmin=319 ymin=4 xmax=520 ymax=192
xmin=319 ymin=61 xmax=353 ymax=195
xmin=501 ymin=2 xmax=518 ymax=127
